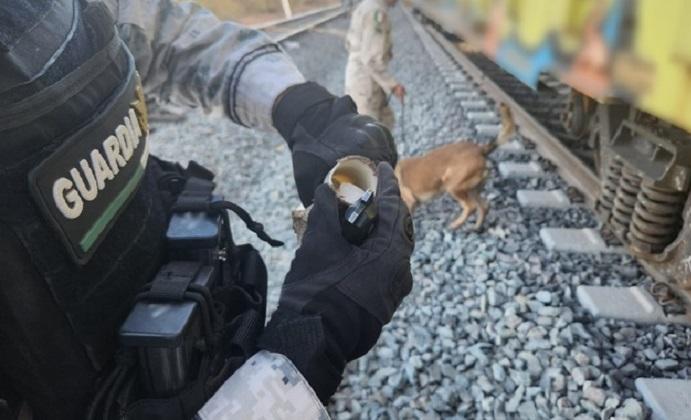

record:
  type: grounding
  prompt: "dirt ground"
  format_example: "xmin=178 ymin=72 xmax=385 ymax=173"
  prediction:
xmin=192 ymin=0 xmax=341 ymax=25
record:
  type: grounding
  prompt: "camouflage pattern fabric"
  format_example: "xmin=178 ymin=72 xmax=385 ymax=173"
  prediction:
xmin=196 ymin=351 xmax=330 ymax=420
xmin=96 ymin=0 xmax=306 ymax=131
xmin=345 ymin=0 xmax=397 ymax=129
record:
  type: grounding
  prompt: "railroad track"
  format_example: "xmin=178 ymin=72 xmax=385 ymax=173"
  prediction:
xmin=402 ymin=7 xmax=691 ymax=419
xmin=257 ymin=4 xmax=347 ymax=42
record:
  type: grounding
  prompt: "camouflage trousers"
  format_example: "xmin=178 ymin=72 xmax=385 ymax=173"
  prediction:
xmin=345 ymin=59 xmax=395 ymax=130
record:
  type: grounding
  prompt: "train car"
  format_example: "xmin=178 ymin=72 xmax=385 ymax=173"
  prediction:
xmin=412 ymin=0 xmax=691 ymax=297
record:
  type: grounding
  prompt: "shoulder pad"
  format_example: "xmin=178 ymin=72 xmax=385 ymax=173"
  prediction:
xmin=197 ymin=351 xmax=329 ymax=420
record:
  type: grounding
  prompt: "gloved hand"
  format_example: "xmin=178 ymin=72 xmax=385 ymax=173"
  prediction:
xmin=273 ymin=82 xmax=398 ymax=206
xmin=258 ymin=162 xmax=414 ymax=402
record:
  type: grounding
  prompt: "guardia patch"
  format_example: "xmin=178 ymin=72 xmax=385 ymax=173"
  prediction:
xmin=29 ymin=70 xmax=150 ymax=264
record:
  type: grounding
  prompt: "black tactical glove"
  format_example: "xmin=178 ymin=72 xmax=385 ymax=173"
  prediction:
xmin=258 ymin=163 xmax=414 ymax=401
xmin=273 ymin=82 xmax=398 ymax=206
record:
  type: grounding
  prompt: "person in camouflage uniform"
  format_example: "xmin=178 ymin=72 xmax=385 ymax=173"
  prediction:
xmin=345 ymin=0 xmax=406 ymax=129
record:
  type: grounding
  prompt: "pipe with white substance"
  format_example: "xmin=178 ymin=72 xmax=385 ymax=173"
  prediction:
xmin=292 ymin=156 xmax=378 ymax=244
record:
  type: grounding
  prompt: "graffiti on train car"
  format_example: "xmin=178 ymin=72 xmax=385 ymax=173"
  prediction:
xmin=412 ymin=0 xmax=691 ymax=134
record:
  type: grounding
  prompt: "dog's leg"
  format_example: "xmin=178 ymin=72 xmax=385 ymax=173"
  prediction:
xmin=399 ymin=185 xmax=418 ymax=213
xmin=471 ymin=191 xmax=489 ymax=230
xmin=449 ymin=191 xmax=474 ymax=230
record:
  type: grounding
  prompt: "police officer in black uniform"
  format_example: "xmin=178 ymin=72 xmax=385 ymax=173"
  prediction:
xmin=0 ymin=0 xmax=413 ymax=419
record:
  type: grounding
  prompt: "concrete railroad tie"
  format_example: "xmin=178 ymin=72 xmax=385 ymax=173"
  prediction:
xmin=498 ymin=161 xmax=544 ymax=178
xmin=517 ymin=190 xmax=572 ymax=209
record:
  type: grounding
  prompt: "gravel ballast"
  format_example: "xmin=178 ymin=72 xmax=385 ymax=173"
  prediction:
xmin=149 ymin=8 xmax=691 ymax=419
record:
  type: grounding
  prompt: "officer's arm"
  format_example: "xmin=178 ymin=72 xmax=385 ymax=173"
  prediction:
xmin=105 ymin=0 xmax=305 ymax=131
xmin=360 ymin=9 xmax=398 ymax=93
xmin=196 ymin=351 xmax=329 ymax=420
xmin=104 ymin=0 xmax=398 ymax=206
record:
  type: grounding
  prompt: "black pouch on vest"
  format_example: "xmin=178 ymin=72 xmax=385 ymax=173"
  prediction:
xmin=84 ymin=165 xmax=275 ymax=420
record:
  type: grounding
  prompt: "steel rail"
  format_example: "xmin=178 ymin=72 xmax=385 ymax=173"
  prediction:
xmin=258 ymin=4 xmax=347 ymax=43
xmin=253 ymin=4 xmax=341 ymax=30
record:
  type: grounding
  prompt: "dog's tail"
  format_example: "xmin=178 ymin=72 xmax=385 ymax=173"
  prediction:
xmin=481 ymin=103 xmax=516 ymax=156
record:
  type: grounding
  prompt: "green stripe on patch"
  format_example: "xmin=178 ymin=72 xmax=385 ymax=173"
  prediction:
xmin=79 ymin=164 xmax=145 ymax=252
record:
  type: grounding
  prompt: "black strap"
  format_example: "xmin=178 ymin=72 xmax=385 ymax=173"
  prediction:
xmin=171 ymin=172 xmax=215 ymax=211
xmin=185 ymin=161 xmax=215 ymax=182
xmin=125 ymin=377 xmax=206 ymax=420
xmin=227 ymin=309 xmax=263 ymax=357
xmin=148 ymin=262 xmax=201 ymax=301
xmin=169 ymin=169 xmax=215 ymax=213
xmin=210 ymin=201 xmax=284 ymax=247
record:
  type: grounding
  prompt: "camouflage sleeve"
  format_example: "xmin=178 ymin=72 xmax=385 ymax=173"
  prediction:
xmin=99 ymin=0 xmax=305 ymax=131
xmin=196 ymin=351 xmax=330 ymax=420
xmin=360 ymin=8 xmax=398 ymax=93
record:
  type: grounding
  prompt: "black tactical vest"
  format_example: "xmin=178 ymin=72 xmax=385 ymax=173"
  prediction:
xmin=0 ymin=1 xmax=171 ymax=418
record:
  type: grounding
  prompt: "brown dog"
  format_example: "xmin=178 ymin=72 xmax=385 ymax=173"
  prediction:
xmin=395 ymin=103 xmax=516 ymax=230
